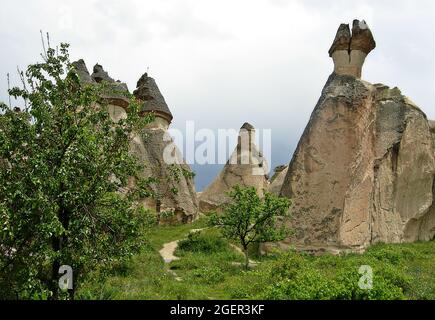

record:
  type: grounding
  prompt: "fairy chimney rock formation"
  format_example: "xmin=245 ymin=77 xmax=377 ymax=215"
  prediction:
xmin=198 ymin=123 xmax=269 ymax=212
xmin=132 ymin=72 xmax=198 ymax=223
xmin=71 ymin=60 xmax=198 ymax=223
xmin=329 ymin=20 xmax=376 ymax=78
xmin=277 ymin=20 xmax=434 ymax=252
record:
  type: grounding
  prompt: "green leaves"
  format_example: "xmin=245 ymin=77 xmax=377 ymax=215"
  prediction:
xmin=0 ymin=39 xmax=152 ymax=299
xmin=209 ymin=185 xmax=292 ymax=269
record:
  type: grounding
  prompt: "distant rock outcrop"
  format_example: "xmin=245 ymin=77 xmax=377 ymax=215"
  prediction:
xmin=278 ymin=20 xmax=435 ymax=252
xmin=71 ymin=61 xmax=198 ymax=223
xmin=198 ymin=123 xmax=269 ymax=212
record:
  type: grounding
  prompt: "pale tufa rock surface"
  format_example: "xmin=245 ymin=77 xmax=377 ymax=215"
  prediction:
xmin=198 ymin=123 xmax=269 ymax=212
xmin=278 ymin=21 xmax=434 ymax=251
xmin=426 ymin=120 xmax=435 ymax=241
xmin=280 ymin=74 xmax=434 ymax=251
xmin=130 ymin=125 xmax=199 ymax=223
xmin=268 ymin=165 xmax=289 ymax=196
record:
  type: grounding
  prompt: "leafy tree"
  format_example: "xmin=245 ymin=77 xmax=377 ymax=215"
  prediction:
xmin=0 ymin=38 xmax=153 ymax=299
xmin=209 ymin=186 xmax=292 ymax=269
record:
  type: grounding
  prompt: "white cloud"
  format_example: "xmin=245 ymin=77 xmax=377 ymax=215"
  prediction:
xmin=1 ymin=0 xmax=434 ymax=190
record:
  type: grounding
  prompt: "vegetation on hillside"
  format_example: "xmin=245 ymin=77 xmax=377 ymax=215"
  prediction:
xmin=209 ymin=186 xmax=291 ymax=269
xmin=76 ymin=217 xmax=435 ymax=300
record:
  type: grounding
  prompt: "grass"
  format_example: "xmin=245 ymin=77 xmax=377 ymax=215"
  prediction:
xmin=147 ymin=217 xmax=208 ymax=249
xmin=76 ymin=218 xmax=435 ymax=300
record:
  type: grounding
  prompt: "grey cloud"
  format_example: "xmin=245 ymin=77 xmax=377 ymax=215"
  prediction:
xmin=1 ymin=0 xmax=434 ymax=190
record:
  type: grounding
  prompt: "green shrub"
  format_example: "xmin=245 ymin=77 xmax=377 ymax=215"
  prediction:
xmin=366 ymin=246 xmax=405 ymax=264
xmin=226 ymin=269 xmax=270 ymax=299
xmin=334 ymin=266 xmax=405 ymax=300
xmin=259 ymin=249 xmax=409 ymax=300
xmin=190 ymin=266 xmax=225 ymax=284
xmin=261 ymin=268 xmax=340 ymax=300
xmin=374 ymin=263 xmax=412 ymax=291
xmin=269 ymin=250 xmax=309 ymax=280
xmin=178 ymin=231 xmax=228 ymax=254
xmin=229 ymin=286 xmax=252 ymax=299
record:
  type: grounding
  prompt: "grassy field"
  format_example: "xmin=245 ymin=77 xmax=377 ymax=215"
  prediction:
xmin=76 ymin=218 xmax=435 ymax=300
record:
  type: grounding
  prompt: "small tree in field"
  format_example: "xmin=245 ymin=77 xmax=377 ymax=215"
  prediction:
xmin=0 ymin=38 xmax=153 ymax=299
xmin=209 ymin=186 xmax=292 ymax=269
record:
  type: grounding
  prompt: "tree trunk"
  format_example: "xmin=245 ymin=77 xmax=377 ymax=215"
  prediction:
xmin=50 ymin=199 xmax=71 ymax=300
xmin=50 ymin=236 xmax=60 ymax=300
xmin=243 ymin=247 xmax=249 ymax=270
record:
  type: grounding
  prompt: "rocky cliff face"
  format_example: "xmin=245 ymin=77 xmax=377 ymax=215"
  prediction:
xmin=426 ymin=121 xmax=435 ymax=241
xmin=279 ymin=21 xmax=435 ymax=251
xmin=198 ymin=123 xmax=269 ymax=212
xmin=430 ymin=121 xmax=435 ymax=149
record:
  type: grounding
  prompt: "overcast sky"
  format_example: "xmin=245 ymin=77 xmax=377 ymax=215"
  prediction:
xmin=1 ymin=0 xmax=434 ymax=190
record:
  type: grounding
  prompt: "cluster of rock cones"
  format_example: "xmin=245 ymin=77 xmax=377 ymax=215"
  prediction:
xmin=73 ymin=19 xmax=434 ymax=252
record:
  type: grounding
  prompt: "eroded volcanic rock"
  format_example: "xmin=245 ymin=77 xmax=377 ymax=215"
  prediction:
xmin=198 ymin=123 xmax=269 ymax=212
xmin=278 ymin=21 xmax=434 ymax=251
xmin=71 ymin=60 xmax=198 ymax=224
xmin=268 ymin=165 xmax=288 ymax=196
xmin=130 ymin=127 xmax=199 ymax=223
xmin=71 ymin=59 xmax=94 ymax=83
xmin=329 ymin=19 xmax=376 ymax=78
xmin=131 ymin=72 xmax=198 ymax=223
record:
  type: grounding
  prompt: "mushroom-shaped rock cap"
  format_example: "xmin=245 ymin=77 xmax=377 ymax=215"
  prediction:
xmin=429 ymin=120 xmax=435 ymax=133
xmin=350 ymin=19 xmax=376 ymax=54
xmin=240 ymin=122 xmax=255 ymax=131
xmin=328 ymin=24 xmax=351 ymax=57
xmin=91 ymin=64 xmax=115 ymax=83
xmin=71 ymin=59 xmax=94 ymax=83
xmin=329 ymin=19 xmax=376 ymax=57
xmin=91 ymin=63 xmax=130 ymax=107
xmin=133 ymin=72 xmax=173 ymax=123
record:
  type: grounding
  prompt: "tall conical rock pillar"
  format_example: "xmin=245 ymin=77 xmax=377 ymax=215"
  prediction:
xmin=278 ymin=20 xmax=434 ymax=252
xmin=131 ymin=73 xmax=198 ymax=223
xmin=198 ymin=123 xmax=269 ymax=212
